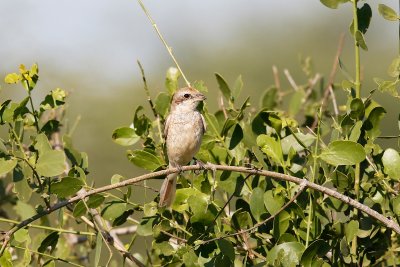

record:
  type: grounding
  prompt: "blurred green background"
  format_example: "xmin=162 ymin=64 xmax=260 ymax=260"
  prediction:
xmin=0 ymin=0 xmax=398 ymax=189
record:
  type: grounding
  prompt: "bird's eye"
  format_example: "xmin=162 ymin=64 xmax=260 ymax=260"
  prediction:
xmin=183 ymin=93 xmax=191 ymax=98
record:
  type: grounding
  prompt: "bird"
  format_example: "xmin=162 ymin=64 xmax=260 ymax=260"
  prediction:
xmin=158 ymin=87 xmax=207 ymax=207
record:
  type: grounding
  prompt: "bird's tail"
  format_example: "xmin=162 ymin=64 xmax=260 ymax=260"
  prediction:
xmin=158 ymin=172 xmax=178 ymax=207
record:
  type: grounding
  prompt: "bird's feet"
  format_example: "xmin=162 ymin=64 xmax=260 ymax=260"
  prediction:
xmin=193 ymin=158 xmax=206 ymax=174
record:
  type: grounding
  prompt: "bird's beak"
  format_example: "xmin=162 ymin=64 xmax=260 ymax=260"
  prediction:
xmin=195 ymin=93 xmax=206 ymax=101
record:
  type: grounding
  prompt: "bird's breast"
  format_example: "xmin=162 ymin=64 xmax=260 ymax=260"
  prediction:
xmin=166 ymin=111 xmax=204 ymax=166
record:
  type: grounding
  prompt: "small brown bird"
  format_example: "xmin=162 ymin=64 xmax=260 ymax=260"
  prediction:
xmin=159 ymin=87 xmax=207 ymax=207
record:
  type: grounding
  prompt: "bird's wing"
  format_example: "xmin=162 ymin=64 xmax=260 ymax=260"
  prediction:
xmin=201 ymin=114 xmax=207 ymax=134
xmin=164 ymin=114 xmax=171 ymax=139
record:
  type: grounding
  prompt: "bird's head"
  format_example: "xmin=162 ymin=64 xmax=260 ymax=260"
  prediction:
xmin=171 ymin=87 xmax=206 ymax=112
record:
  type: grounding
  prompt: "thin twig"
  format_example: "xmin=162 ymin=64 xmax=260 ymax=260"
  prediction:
xmin=283 ymin=69 xmax=299 ymax=91
xmin=272 ymin=65 xmax=281 ymax=90
xmin=137 ymin=60 xmax=157 ymax=118
xmin=2 ymin=163 xmax=400 ymax=256
xmin=311 ymin=33 xmax=345 ymax=130
xmin=302 ymin=73 xmax=321 ymax=104
xmin=137 ymin=0 xmax=190 ymax=87
xmin=200 ymin=180 xmax=307 ymax=244
xmin=219 ymin=95 xmax=228 ymax=119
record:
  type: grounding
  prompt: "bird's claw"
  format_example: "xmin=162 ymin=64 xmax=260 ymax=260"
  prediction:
xmin=194 ymin=159 xmax=206 ymax=174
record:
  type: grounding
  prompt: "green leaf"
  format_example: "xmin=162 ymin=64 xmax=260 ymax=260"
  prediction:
xmin=320 ymin=140 xmax=366 ymax=166
xmin=289 ymin=90 xmax=305 ymax=117
xmin=14 ymin=229 xmax=30 ymax=243
xmin=215 ymin=73 xmax=232 ymax=101
xmin=273 ymin=210 xmax=290 ymax=239
xmin=13 ymin=163 xmax=33 ymax=202
xmin=232 ymin=75 xmax=243 ymax=100
xmin=388 ymin=56 xmax=400 ymax=78
xmin=320 ymin=0 xmax=349 ymax=9
xmin=38 ymin=232 xmax=59 ymax=253
xmin=374 ymin=78 xmax=399 ymax=97
xmin=345 ymin=220 xmax=359 ymax=243
xmin=13 ymin=96 xmax=29 ymax=119
xmin=0 ymin=158 xmax=17 ymax=176
xmin=34 ymin=133 xmax=52 ymax=156
xmin=229 ymin=124 xmax=243 ymax=150
xmin=127 ymin=150 xmax=163 ymax=171
xmin=40 ymin=88 xmax=66 ymax=111
xmin=281 ymin=133 xmax=315 ymax=155
xmin=256 ymin=134 xmax=284 ymax=166
xmin=101 ymin=201 xmax=127 ymax=221
xmin=264 ymin=190 xmax=284 ymax=215
xmin=349 ymin=3 xmax=372 ymax=34
xmin=363 ymin=106 xmax=386 ymax=140
xmin=111 ymin=174 xmax=124 ymax=184
xmin=393 ymin=196 xmax=400 ymax=215
xmin=266 ymin=241 xmax=305 ymax=266
xmin=300 ymin=239 xmax=330 ymax=266
xmin=154 ymin=92 xmax=171 ymax=117
xmin=250 ymin=187 xmax=266 ymax=222
xmin=165 ymin=67 xmax=180 ymax=95
xmin=94 ymin=232 xmax=102 ymax=267
xmin=87 ymin=194 xmax=105 ymax=208
xmin=153 ymin=241 xmax=175 ymax=256
xmin=265 ymin=112 xmax=282 ymax=134
xmin=349 ymin=98 xmax=365 ymax=120
xmin=173 ymin=187 xmax=208 ymax=212
xmin=133 ymin=106 xmax=150 ymax=136
xmin=232 ymin=210 xmax=253 ymax=229
xmin=112 ymin=209 xmax=134 ymax=227
xmin=36 ymin=150 xmax=66 ymax=177
xmin=51 ymin=177 xmax=84 ymax=198
xmin=349 ymin=121 xmax=363 ymax=142
xmin=0 ymin=249 xmax=12 ymax=267
xmin=378 ymin=4 xmax=399 ymax=21
xmin=137 ymin=217 xmax=155 ymax=236
xmin=192 ymin=80 xmax=208 ymax=93
xmin=220 ymin=118 xmax=236 ymax=137
xmin=73 ymin=200 xmax=87 ymax=217
xmin=355 ymin=30 xmax=368 ymax=51
xmin=341 ymin=79 xmax=354 ymax=91
xmin=144 ymin=201 xmax=158 ymax=217
xmin=4 ymin=72 xmax=20 ymax=84
xmin=260 ymin=87 xmax=278 ymax=109
xmin=188 ymin=194 xmax=214 ymax=225
xmin=112 ymin=127 xmax=140 ymax=146
xmin=382 ymin=148 xmax=400 ymax=181
xmin=217 ymin=239 xmax=235 ymax=262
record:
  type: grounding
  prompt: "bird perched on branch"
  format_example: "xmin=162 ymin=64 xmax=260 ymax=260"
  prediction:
xmin=159 ymin=87 xmax=207 ymax=207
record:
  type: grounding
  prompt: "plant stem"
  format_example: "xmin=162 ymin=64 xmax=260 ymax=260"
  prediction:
xmin=28 ymin=91 xmax=40 ymax=132
xmin=306 ymin=107 xmax=322 ymax=247
xmin=137 ymin=0 xmax=191 ymax=87
xmin=0 ymin=217 xmax=95 ymax=236
xmin=352 ymin=0 xmax=361 ymax=259
xmin=12 ymin=245 xmax=84 ymax=267
xmin=352 ymin=0 xmax=361 ymax=98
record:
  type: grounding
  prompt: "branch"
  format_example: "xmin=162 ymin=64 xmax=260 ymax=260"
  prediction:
xmin=311 ymin=33 xmax=345 ymax=130
xmin=2 ymin=163 xmax=400 ymax=256
xmin=200 ymin=180 xmax=307 ymax=244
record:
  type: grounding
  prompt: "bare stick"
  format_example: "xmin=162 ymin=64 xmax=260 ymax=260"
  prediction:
xmin=2 ymin=163 xmax=400 ymax=256
xmin=137 ymin=60 xmax=158 ymax=118
xmin=283 ymin=69 xmax=299 ymax=91
xmin=311 ymin=33 xmax=345 ymax=130
xmin=137 ymin=0 xmax=190 ymax=87
xmin=272 ymin=65 xmax=281 ymax=90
